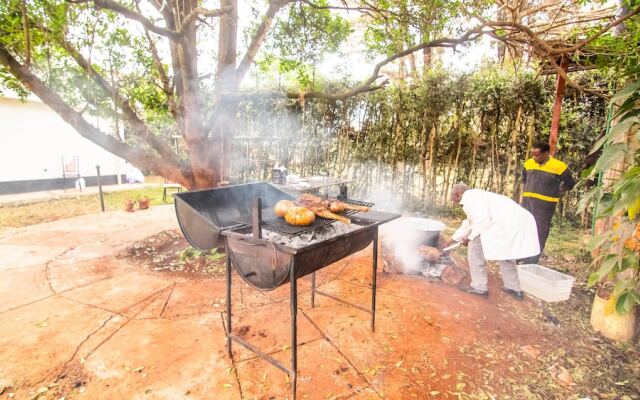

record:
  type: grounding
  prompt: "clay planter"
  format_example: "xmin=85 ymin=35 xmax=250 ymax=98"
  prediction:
xmin=124 ymin=200 xmax=135 ymax=212
xmin=138 ymin=198 xmax=150 ymax=210
xmin=590 ymin=292 xmax=637 ymax=342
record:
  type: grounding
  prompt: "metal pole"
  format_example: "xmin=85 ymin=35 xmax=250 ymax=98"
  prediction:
xmin=549 ymin=56 xmax=569 ymax=156
xmin=290 ymin=264 xmax=298 ymax=400
xmin=226 ymin=252 xmax=232 ymax=358
xmin=252 ymin=197 xmax=262 ymax=239
xmin=96 ymin=165 xmax=105 ymax=212
xmin=311 ymin=272 xmax=316 ymax=308
xmin=371 ymin=228 xmax=378 ymax=332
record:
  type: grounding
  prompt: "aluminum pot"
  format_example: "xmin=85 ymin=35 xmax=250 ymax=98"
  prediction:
xmin=391 ymin=217 xmax=446 ymax=247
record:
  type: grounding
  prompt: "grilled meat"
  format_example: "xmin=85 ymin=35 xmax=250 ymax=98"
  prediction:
xmin=337 ymin=201 xmax=368 ymax=212
xmin=328 ymin=201 xmax=346 ymax=214
xmin=313 ymin=208 xmax=351 ymax=224
xmin=297 ymin=194 xmax=351 ymax=223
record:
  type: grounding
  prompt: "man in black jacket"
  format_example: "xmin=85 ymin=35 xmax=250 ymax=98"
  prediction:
xmin=520 ymin=141 xmax=575 ymax=264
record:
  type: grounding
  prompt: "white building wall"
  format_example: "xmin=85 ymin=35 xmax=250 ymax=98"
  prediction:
xmin=0 ymin=95 xmax=126 ymax=183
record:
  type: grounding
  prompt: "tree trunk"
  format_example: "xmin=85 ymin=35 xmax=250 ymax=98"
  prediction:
xmin=505 ymin=105 xmax=522 ymax=198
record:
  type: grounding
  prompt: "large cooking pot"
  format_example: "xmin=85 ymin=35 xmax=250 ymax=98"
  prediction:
xmin=383 ymin=217 xmax=446 ymax=247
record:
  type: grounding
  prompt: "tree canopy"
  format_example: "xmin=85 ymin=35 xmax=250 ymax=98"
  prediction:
xmin=0 ymin=0 xmax=638 ymax=189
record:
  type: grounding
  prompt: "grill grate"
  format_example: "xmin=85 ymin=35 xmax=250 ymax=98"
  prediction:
xmin=233 ymin=198 xmax=374 ymax=237
xmin=340 ymin=198 xmax=374 ymax=208
xmin=433 ymin=253 xmax=455 ymax=266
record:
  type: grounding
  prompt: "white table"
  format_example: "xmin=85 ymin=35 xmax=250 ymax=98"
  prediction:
xmin=273 ymin=177 xmax=352 ymax=197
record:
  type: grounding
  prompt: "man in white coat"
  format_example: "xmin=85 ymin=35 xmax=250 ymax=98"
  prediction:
xmin=450 ymin=183 xmax=540 ymax=299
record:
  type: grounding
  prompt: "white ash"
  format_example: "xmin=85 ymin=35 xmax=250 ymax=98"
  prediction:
xmin=258 ymin=222 xmax=363 ymax=248
xmin=421 ymin=263 xmax=447 ymax=278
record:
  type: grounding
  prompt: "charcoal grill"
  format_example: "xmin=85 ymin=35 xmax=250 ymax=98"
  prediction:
xmin=174 ymin=182 xmax=399 ymax=399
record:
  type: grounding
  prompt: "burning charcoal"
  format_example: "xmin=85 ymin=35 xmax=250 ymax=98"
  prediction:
xmin=258 ymin=223 xmax=362 ymax=249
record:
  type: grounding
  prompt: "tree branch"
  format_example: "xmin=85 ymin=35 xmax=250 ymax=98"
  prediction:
xmin=546 ymin=53 xmax=608 ymax=98
xmin=299 ymin=0 xmax=396 ymax=19
xmin=57 ymin=35 xmax=182 ymax=164
xmin=548 ymin=4 xmax=640 ymax=54
xmin=286 ymin=81 xmax=388 ymax=100
xmin=236 ymin=0 xmax=290 ymax=85
xmin=66 ymin=0 xmax=232 ymax=42
xmin=20 ymin=0 xmax=31 ymax=66
xmin=245 ymin=6 xmax=633 ymax=103
xmin=134 ymin=1 xmax=183 ymax=134
xmin=68 ymin=0 xmax=183 ymax=41
xmin=0 ymin=42 xmax=194 ymax=187
xmin=181 ymin=6 xmax=233 ymax=29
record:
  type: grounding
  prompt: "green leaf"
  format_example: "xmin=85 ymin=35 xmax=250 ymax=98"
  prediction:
xmin=594 ymin=143 xmax=628 ymax=173
xmin=608 ymin=118 xmax=638 ymax=143
xmin=580 ymin=165 xmax=595 ymax=179
xmin=586 ymin=233 xmax=611 ymax=251
xmin=209 ymin=249 xmax=225 ymax=261
xmin=577 ymin=186 xmax=603 ymax=213
xmin=615 ymin=293 xmax=635 ymax=315
xmin=629 ymin=197 xmax=640 ymax=220
xmin=588 ymin=135 xmax=607 ymax=155
xmin=589 ymin=254 xmax=619 ymax=286
xmin=613 ymin=280 xmax=630 ymax=298
xmin=620 ymin=253 xmax=639 ymax=272
xmin=611 ymin=79 xmax=640 ymax=103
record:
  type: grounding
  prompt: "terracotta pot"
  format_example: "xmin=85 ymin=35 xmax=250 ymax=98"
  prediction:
xmin=124 ymin=200 xmax=135 ymax=212
xmin=138 ymin=199 xmax=150 ymax=209
xmin=590 ymin=293 xmax=637 ymax=342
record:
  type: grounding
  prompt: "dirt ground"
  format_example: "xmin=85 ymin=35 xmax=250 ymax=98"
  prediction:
xmin=0 ymin=206 xmax=638 ymax=399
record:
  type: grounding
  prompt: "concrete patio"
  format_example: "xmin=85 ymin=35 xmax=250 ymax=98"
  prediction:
xmin=0 ymin=205 xmax=564 ymax=399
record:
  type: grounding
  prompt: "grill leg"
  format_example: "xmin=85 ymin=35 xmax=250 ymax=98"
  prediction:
xmin=226 ymin=253 xmax=232 ymax=358
xmin=311 ymin=272 xmax=316 ymax=308
xmin=371 ymin=228 xmax=378 ymax=333
xmin=290 ymin=266 xmax=298 ymax=400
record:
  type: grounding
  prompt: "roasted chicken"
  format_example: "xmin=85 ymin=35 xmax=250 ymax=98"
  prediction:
xmin=298 ymin=194 xmax=369 ymax=213
xmin=297 ymin=193 xmax=351 ymax=224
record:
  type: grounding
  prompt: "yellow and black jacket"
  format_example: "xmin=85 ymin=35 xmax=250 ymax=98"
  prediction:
xmin=522 ymin=157 xmax=575 ymax=203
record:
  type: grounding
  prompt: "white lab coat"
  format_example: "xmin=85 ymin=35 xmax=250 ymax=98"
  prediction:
xmin=452 ymin=189 xmax=540 ymax=260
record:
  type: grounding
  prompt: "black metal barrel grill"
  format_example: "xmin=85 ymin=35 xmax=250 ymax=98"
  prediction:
xmin=174 ymin=182 xmax=399 ymax=399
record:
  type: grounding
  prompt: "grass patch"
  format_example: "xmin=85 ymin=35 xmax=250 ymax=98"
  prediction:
xmin=0 ymin=187 xmax=172 ymax=229
xmin=545 ymin=222 xmax=591 ymax=262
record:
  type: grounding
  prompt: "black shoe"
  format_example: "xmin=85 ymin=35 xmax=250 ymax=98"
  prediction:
xmin=502 ymin=288 xmax=524 ymax=300
xmin=459 ymin=286 xmax=489 ymax=297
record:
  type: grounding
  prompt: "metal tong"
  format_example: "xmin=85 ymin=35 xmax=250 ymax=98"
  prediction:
xmin=441 ymin=241 xmax=462 ymax=254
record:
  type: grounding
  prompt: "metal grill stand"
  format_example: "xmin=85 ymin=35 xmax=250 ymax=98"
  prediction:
xmin=173 ymin=183 xmax=398 ymax=400
xmin=225 ymin=205 xmax=380 ymax=400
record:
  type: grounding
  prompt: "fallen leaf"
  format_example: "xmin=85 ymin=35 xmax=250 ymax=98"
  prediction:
xmin=548 ymin=363 xmax=575 ymax=386
xmin=520 ymin=345 xmax=541 ymax=359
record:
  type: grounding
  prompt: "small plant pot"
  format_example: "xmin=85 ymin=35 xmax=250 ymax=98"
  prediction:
xmin=124 ymin=200 xmax=135 ymax=212
xmin=138 ymin=199 xmax=150 ymax=210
